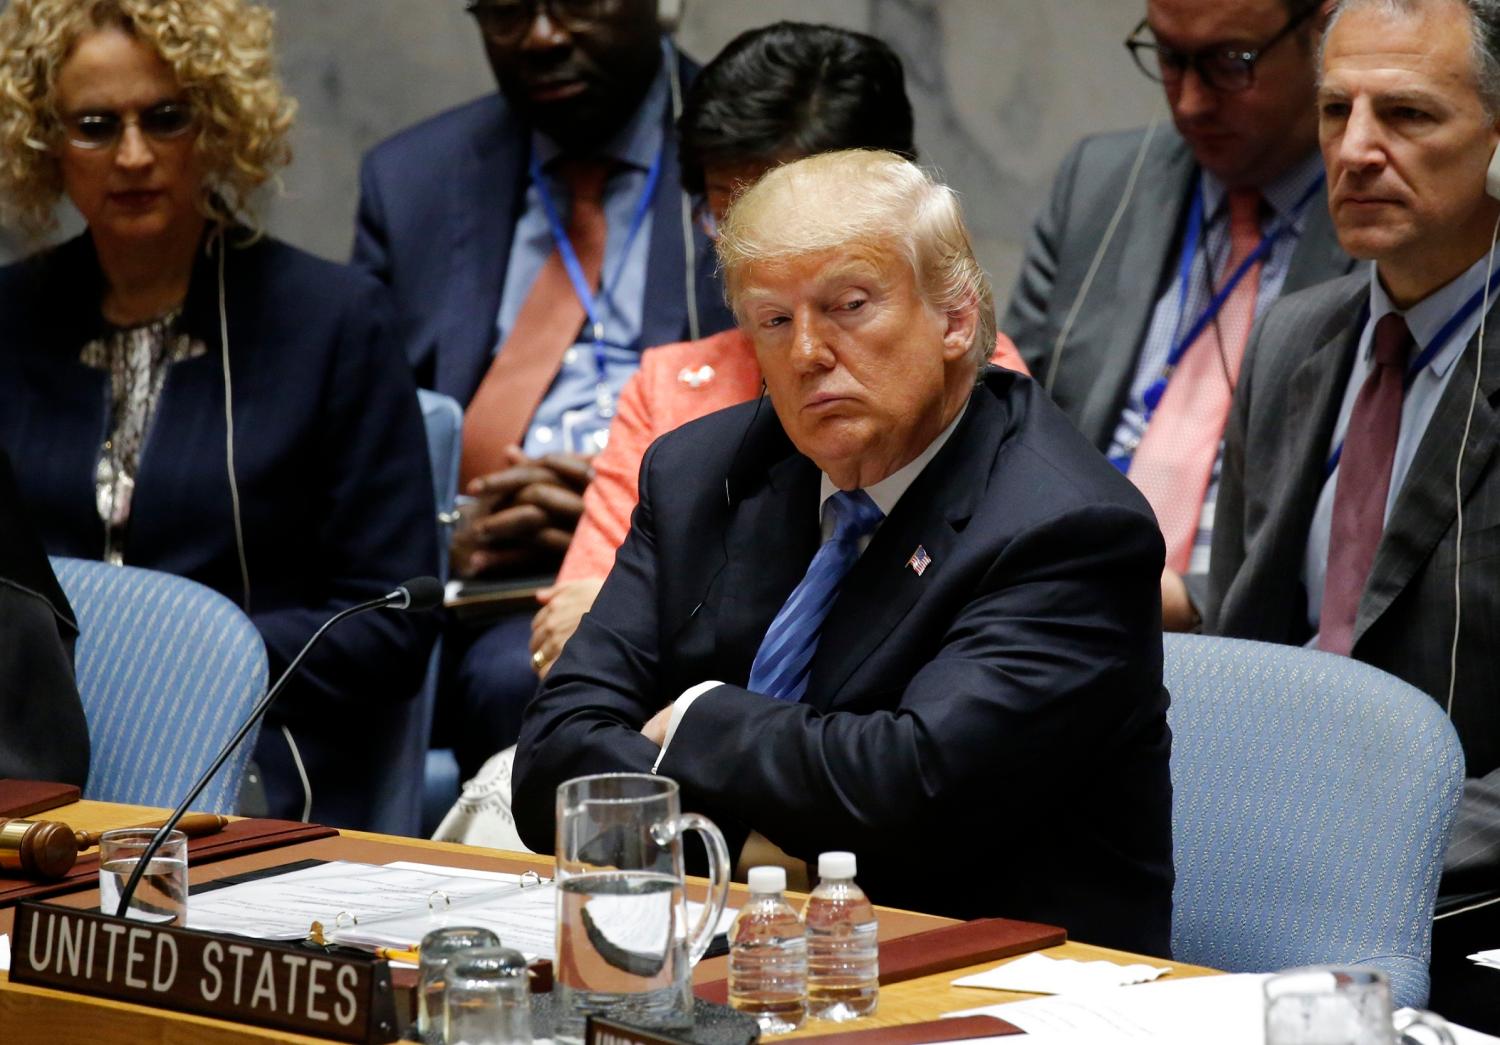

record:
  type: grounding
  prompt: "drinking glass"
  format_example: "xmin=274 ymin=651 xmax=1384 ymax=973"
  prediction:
xmin=553 ymin=773 xmax=730 ymax=1041
xmin=444 ymin=945 xmax=532 ymax=1045
xmin=1264 ymin=967 xmax=1454 ymax=1045
xmin=419 ymin=926 xmax=502 ymax=1044
xmin=97 ymin=828 xmax=188 ymax=926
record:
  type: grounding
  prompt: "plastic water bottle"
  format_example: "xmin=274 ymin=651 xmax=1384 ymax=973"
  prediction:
xmin=803 ymin=851 xmax=878 ymax=1021
xmin=728 ymin=865 xmax=808 ymax=1033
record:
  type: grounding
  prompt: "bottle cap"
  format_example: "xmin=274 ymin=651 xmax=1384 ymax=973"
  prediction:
xmin=747 ymin=866 xmax=786 ymax=893
xmin=818 ymin=851 xmax=856 ymax=880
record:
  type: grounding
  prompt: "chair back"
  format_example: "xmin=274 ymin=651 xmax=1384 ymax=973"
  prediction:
xmin=1165 ymin=634 xmax=1464 ymax=1009
xmin=363 ymin=388 xmax=462 ymax=835
xmin=49 ymin=557 xmax=267 ymax=813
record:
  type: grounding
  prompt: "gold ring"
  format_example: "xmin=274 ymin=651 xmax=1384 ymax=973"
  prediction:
xmin=532 ymin=650 xmax=547 ymax=670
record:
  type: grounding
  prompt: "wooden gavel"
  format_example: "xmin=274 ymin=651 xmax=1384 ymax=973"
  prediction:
xmin=0 ymin=813 xmax=229 ymax=879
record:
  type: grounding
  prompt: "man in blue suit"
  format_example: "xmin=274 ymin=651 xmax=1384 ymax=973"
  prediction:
xmin=353 ymin=0 xmax=733 ymax=776
xmin=513 ymin=151 xmax=1174 ymax=956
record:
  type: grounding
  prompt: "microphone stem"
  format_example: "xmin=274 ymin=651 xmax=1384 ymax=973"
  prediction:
xmin=113 ymin=592 xmax=392 ymax=920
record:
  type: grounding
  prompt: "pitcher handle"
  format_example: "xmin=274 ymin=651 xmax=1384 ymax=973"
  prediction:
xmin=1394 ymin=1008 xmax=1455 ymax=1045
xmin=671 ymin=812 xmax=731 ymax=965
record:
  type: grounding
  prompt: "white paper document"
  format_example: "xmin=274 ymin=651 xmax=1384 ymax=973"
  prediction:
xmin=183 ymin=860 xmax=734 ymax=964
xmin=1468 ymin=948 xmax=1500 ymax=971
xmin=946 ymin=975 xmax=1500 ymax=1045
xmin=951 ymin=952 xmax=1171 ymax=994
xmin=186 ymin=860 xmax=537 ymax=942
xmin=946 ymin=973 xmax=1271 ymax=1045
xmin=0 ymin=932 xmax=10 ymax=973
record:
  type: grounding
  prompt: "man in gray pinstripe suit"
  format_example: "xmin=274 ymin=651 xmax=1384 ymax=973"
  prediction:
xmin=1207 ymin=0 xmax=1500 ymax=1024
xmin=1003 ymin=0 xmax=1351 ymax=631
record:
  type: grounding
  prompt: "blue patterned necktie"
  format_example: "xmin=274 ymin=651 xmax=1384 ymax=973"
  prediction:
xmin=748 ymin=488 xmax=885 ymax=702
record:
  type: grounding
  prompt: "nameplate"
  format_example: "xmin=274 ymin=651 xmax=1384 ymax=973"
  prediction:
xmin=587 ymin=1015 xmax=695 ymax=1045
xmin=9 ymin=902 xmax=398 ymax=1044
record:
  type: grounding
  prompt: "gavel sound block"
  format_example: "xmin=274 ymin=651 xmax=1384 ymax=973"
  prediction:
xmin=0 ymin=813 xmax=229 ymax=879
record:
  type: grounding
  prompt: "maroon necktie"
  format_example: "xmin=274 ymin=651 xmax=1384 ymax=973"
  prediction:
xmin=1318 ymin=312 xmax=1413 ymax=655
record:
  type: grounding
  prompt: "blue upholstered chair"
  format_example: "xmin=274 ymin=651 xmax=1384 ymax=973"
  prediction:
xmin=49 ymin=557 xmax=267 ymax=813
xmin=1164 ymin=633 xmax=1465 ymax=1008
xmin=364 ymin=388 xmax=461 ymax=835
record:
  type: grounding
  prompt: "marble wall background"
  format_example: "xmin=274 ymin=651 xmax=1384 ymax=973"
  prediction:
xmin=11 ymin=1 xmax=1166 ymax=298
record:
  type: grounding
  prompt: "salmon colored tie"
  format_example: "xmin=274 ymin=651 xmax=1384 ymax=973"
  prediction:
xmin=1130 ymin=188 xmax=1263 ymax=573
xmin=460 ymin=159 xmax=610 ymax=486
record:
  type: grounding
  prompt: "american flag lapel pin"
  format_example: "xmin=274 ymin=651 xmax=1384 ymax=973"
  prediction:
xmin=906 ymin=545 xmax=932 ymax=577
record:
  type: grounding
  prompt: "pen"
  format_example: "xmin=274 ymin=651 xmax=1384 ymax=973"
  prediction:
xmin=377 ymin=946 xmax=421 ymax=963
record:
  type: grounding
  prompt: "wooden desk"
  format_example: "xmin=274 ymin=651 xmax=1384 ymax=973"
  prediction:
xmin=0 ymin=801 xmax=1216 ymax=1043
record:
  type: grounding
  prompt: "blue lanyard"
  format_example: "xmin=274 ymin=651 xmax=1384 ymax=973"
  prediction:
xmin=529 ymin=144 xmax=664 ymax=403
xmin=1323 ymin=264 xmax=1500 ymax=478
xmin=1139 ymin=175 xmax=1326 ymax=419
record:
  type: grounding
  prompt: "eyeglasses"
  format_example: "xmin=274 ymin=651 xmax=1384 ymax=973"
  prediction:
xmin=465 ymin=0 xmax=617 ymax=41
xmin=60 ymin=101 xmax=196 ymax=151
xmin=1124 ymin=3 xmax=1319 ymax=93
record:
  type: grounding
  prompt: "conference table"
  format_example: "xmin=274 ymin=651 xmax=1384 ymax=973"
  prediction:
xmin=0 ymin=800 xmax=1215 ymax=1043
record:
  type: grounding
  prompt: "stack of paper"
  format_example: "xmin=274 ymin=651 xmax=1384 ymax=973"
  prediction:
xmin=943 ymin=975 xmax=1500 ymax=1045
xmin=1468 ymin=948 xmax=1500 ymax=972
xmin=952 ymin=953 xmax=1171 ymax=994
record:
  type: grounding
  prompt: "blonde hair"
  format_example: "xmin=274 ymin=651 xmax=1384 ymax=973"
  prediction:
xmin=0 ymin=0 xmax=295 ymax=238
xmin=715 ymin=149 xmax=996 ymax=368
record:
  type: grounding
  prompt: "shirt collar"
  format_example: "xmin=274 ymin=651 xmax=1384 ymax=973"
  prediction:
xmin=532 ymin=36 xmax=670 ymax=173
xmin=818 ymin=401 xmax=969 ymax=520
xmin=1367 ymin=248 xmax=1496 ymax=379
xmin=1199 ymin=149 xmax=1325 ymax=232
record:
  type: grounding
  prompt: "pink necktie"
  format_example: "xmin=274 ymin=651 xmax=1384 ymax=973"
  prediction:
xmin=1131 ymin=188 xmax=1263 ymax=573
xmin=1318 ymin=313 xmax=1412 ymax=655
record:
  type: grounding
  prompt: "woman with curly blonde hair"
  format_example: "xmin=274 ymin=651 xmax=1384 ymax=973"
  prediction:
xmin=0 ymin=0 xmax=441 ymax=831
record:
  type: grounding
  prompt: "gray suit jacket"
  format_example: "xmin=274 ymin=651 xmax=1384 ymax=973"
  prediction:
xmin=1207 ymin=272 xmax=1500 ymax=891
xmin=1002 ymin=125 xmax=1352 ymax=450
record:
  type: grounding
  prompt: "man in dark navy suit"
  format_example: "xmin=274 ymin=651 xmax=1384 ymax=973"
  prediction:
xmin=353 ymin=0 xmax=733 ymax=776
xmin=513 ymin=151 xmax=1175 ymax=956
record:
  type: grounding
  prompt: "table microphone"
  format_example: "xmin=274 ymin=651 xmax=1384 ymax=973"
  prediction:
xmin=112 ymin=576 xmax=443 ymax=919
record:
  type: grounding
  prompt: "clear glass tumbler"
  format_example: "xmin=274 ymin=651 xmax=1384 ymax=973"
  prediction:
xmin=97 ymin=828 xmax=187 ymax=926
xmin=444 ymin=945 xmax=532 ymax=1045
xmin=418 ymin=925 xmax=502 ymax=1044
xmin=1264 ymin=967 xmax=1454 ymax=1045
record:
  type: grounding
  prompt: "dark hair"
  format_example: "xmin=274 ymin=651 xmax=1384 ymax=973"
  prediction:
xmin=678 ymin=21 xmax=915 ymax=196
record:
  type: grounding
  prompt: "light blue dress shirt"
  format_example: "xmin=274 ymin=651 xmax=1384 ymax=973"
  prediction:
xmin=1302 ymin=252 xmax=1495 ymax=636
xmin=492 ymin=39 xmax=672 ymax=458
xmin=1108 ymin=151 xmax=1325 ymax=576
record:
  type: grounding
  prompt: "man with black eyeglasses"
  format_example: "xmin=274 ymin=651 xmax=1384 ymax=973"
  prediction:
xmin=351 ymin=0 xmax=734 ymax=783
xmin=1002 ymin=0 xmax=1352 ymax=632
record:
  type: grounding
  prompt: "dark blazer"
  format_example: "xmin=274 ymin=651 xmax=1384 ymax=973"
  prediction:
xmin=351 ymin=50 xmax=735 ymax=406
xmin=0 ymin=448 xmax=89 ymax=786
xmin=0 ymin=233 xmax=439 ymax=828
xmin=514 ymin=369 xmax=1176 ymax=957
xmin=1207 ymin=272 xmax=1500 ymax=891
xmin=1002 ymin=126 xmax=1353 ymax=449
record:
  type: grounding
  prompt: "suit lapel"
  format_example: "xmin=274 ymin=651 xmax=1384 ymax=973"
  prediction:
xmin=1075 ymin=136 xmax=1197 ymax=448
xmin=437 ymin=107 xmax=526 ymax=405
xmin=711 ymin=414 xmax=822 ymax=685
xmin=1356 ymin=295 xmax=1500 ymax=644
xmin=807 ymin=385 xmax=1009 ymax=711
xmin=640 ymin=52 xmax=702 ymax=353
xmin=1233 ymin=287 xmax=1366 ymax=638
